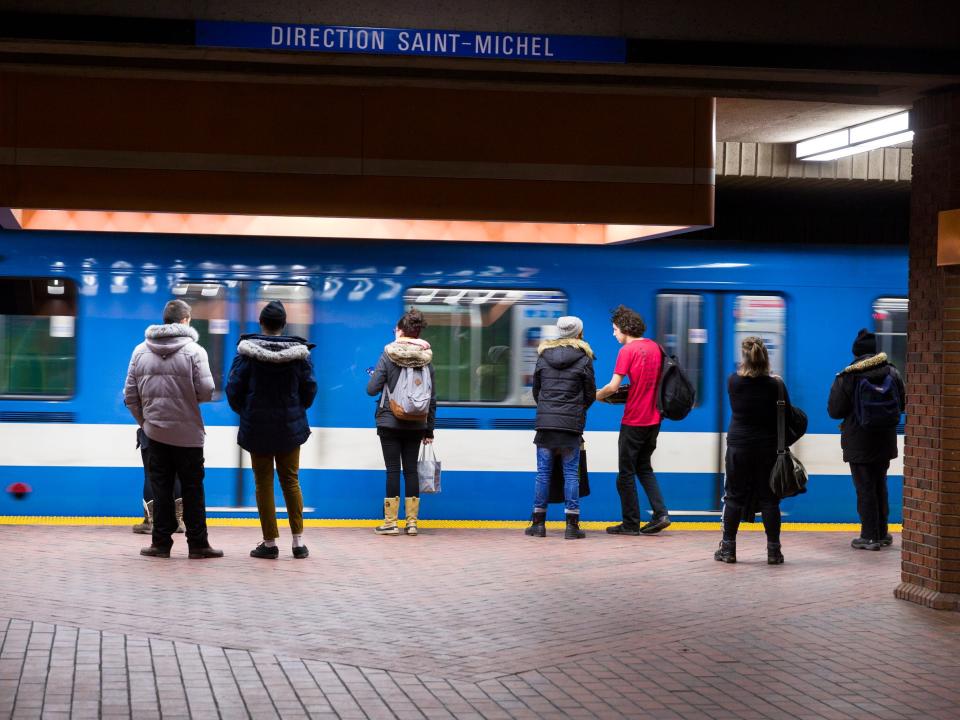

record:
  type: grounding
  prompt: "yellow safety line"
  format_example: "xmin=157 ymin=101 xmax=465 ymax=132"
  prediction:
xmin=0 ymin=516 xmax=902 ymax=532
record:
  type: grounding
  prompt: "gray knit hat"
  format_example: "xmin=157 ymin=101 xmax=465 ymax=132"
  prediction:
xmin=557 ymin=316 xmax=583 ymax=339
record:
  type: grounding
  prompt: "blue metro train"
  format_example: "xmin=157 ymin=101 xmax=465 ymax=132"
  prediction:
xmin=0 ymin=230 xmax=907 ymax=523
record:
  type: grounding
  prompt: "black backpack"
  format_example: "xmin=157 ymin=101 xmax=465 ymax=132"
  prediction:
xmin=656 ymin=344 xmax=696 ymax=421
xmin=853 ymin=369 xmax=902 ymax=429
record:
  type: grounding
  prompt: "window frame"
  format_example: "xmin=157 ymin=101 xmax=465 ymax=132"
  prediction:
xmin=872 ymin=295 xmax=908 ymax=377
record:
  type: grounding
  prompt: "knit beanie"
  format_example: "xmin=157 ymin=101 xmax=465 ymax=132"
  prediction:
xmin=259 ymin=300 xmax=287 ymax=328
xmin=852 ymin=328 xmax=877 ymax=357
xmin=557 ymin=316 xmax=584 ymax=339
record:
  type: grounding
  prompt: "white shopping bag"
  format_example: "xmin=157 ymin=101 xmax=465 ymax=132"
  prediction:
xmin=418 ymin=443 xmax=441 ymax=494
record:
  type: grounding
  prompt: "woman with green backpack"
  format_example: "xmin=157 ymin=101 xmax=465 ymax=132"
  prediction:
xmin=366 ymin=309 xmax=437 ymax=536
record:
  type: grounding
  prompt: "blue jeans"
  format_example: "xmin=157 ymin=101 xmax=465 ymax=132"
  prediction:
xmin=533 ymin=446 xmax=581 ymax=513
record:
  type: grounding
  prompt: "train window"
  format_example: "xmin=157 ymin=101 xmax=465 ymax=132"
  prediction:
xmin=252 ymin=284 xmax=313 ymax=339
xmin=874 ymin=297 xmax=908 ymax=379
xmin=171 ymin=282 xmax=228 ymax=395
xmin=405 ymin=288 xmax=567 ymax=406
xmin=733 ymin=295 xmax=786 ymax=377
xmin=0 ymin=277 xmax=77 ymax=398
xmin=656 ymin=294 xmax=705 ymax=404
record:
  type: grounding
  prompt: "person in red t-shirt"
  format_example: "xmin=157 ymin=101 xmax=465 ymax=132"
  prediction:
xmin=596 ymin=305 xmax=672 ymax=535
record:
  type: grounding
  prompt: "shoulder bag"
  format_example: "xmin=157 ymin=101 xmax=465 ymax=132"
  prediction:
xmin=769 ymin=379 xmax=809 ymax=499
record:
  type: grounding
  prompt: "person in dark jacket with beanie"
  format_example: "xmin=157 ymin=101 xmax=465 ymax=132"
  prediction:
xmin=828 ymin=329 xmax=905 ymax=551
xmin=366 ymin=308 xmax=436 ymax=536
xmin=525 ymin=316 xmax=596 ymax=540
xmin=226 ymin=300 xmax=318 ymax=559
xmin=716 ymin=336 xmax=792 ymax=565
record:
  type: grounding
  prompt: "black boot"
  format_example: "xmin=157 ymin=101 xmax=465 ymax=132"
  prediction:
xmin=767 ymin=542 xmax=784 ymax=565
xmin=564 ymin=513 xmax=586 ymax=540
xmin=714 ymin=540 xmax=736 ymax=563
xmin=524 ymin=511 xmax=546 ymax=537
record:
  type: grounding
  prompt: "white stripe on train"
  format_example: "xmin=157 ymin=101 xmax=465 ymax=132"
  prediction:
xmin=0 ymin=424 xmax=903 ymax=476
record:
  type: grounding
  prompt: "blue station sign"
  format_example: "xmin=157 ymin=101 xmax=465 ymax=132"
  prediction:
xmin=195 ymin=21 xmax=626 ymax=63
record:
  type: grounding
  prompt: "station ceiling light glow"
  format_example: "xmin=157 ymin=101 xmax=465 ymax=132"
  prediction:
xmin=0 ymin=209 xmax=697 ymax=245
xmin=796 ymin=111 xmax=912 ymax=161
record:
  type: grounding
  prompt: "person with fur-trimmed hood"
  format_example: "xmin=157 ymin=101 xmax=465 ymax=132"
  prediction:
xmin=366 ymin=308 xmax=436 ymax=536
xmin=828 ymin=329 xmax=906 ymax=551
xmin=124 ymin=299 xmax=221 ymax=559
xmin=525 ymin=316 xmax=596 ymax=540
xmin=226 ymin=301 xmax=317 ymax=560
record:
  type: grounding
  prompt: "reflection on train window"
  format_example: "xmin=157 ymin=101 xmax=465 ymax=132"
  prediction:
xmin=172 ymin=282 xmax=228 ymax=395
xmin=656 ymin=294 xmax=705 ymax=405
xmin=874 ymin=297 xmax=908 ymax=380
xmin=252 ymin=284 xmax=313 ymax=339
xmin=0 ymin=277 xmax=77 ymax=398
xmin=405 ymin=288 xmax=567 ymax=405
xmin=734 ymin=295 xmax=786 ymax=377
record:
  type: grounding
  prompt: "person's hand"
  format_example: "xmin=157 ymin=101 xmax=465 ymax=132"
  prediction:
xmin=423 ymin=437 xmax=434 ymax=445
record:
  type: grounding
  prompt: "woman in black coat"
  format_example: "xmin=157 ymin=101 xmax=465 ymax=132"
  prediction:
xmin=716 ymin=336 xmax=793 ymax=565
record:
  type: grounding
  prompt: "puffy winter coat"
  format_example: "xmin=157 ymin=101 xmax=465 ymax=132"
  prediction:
xmin=124 ymin=323 xmax=215 ymax=447
xmin=225 ymin=334 xmax=318 ymax=455
xmin=532 ymin=338 xmax=596 ymax=434
xmin=366 ymin=338 xmax=436 ymax=436
xmin=827 ymin=352 xmax=905 ymax=464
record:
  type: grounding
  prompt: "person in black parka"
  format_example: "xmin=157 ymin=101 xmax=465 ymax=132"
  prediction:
xmin=828 ymin=329 xmax=905 ymax=551
xmin=226 ymin=301 xmax=317 ymax=560
xmin=525 ymin=316 xmax=596 ymax=540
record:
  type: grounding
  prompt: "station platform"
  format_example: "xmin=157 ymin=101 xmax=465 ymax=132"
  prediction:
xmin=1 ymin=525 xmax=958 ymax=720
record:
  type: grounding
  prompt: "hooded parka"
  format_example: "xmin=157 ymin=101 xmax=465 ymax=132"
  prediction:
xmin=827 ymin=352 xmax=905 ymax=464
xmin=532 ymin=338 xmax=597 ymax=435
xmin=225 ymin=334 xmax=318 ymax=455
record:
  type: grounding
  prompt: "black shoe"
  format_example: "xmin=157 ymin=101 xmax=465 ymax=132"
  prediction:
xmin=714 ymin=540 xmax=736 ymax=563
xmin=140 ymin=545 xmax=171 ymax=558
xmin=292 ymin=545 xmax=309 ymax=559
xmin=250 ymin=543 xmax=279 ymax=559
xmin=564 ymin=514 xmax=586 ymax=540
xmin=524 ymin=511 xmax=547 ymax=537
xmin=851 ymin=537 xmax=881 ymax=551
xmin=605 ymin=523 xmax=640 ymax=535
xmin=767 ymin=542 xmax=784 ymax=565
xmin=188 ymin=546 xmax=224 ymax=559
xmin=640 ymin=515 xmax=672 ymax=535
xmin=880 ymin=534 xmax=894 ymax=547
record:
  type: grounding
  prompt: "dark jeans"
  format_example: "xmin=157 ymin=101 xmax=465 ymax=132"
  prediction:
xmin=722 ymin=446 xmax=781 ymax=544
xmin=141 ymin=448 xmax=180 ymax=502
xmin=850 ymin=460 xmax=890 ymax=542
xmin=616 ymin=423 xmax=667 ymax=529
xmin=147 ymin=440 xmax=208 ymax=550
xmin=379 ymin=429 xmax=424 ymax=498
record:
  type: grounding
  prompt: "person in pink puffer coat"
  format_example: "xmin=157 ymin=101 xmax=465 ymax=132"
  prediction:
xmin=124 ymin=299 xmax=222 ymax=559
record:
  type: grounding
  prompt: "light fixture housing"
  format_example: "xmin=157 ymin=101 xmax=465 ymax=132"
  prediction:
xmin=797 ymin=111 xmax=912 ymax=162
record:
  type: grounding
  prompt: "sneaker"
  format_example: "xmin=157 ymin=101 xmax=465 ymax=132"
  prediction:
xmin=640 ymin=515 xmax=672 ymax=535
xmin=250 ymin=542 xmax=279 ymax=560
xmin=851 ymin=537 xmax=881 ymax=551
xmin=880 ymin=534 xmax=894 ymax=547
xmin=605 ymin=523 xmax=640 ymax=536
xmin=140 ymin=545 xmax=171 ymax=558
xmin=292 ymin=546 xmax=309 ymax=559
xmin=188 ymin=546 xmax=224 ymax=559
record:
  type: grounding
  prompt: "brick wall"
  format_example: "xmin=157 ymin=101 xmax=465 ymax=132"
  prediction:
xmin=896 ymin=88 xmax=960 ymax=610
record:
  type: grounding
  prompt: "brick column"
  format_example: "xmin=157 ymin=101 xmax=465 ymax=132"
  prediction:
xmin=896 ymin=88 xmax=960 ymax=611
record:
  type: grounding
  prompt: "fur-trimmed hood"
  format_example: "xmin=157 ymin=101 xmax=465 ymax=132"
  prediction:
xmin=538 ymin=338 xmax=595 ymax=367
xmin=237 ymin=334 xmax=313 ymax=364
xmin=385 ymin=337 xmax=432 ymax=367
xmin=841 ymin=352 xmax=889 ymax=375
xmin=145 ymin=323 xmax=199 ymax=357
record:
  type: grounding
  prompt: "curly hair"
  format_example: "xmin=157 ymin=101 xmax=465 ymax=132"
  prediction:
xmin=396 ymin=308 xmax=427 ymax=338
xmin=738 ymin=336 xmax=770 ymax=378
xmin=610 ymin=305 xmax=646 ymax=338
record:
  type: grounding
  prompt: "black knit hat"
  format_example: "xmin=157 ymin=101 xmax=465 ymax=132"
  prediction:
xmin=852 ymin=328 xmax=877 ymax=357
xmin=259 ymin=300 xmax=286 ymax=329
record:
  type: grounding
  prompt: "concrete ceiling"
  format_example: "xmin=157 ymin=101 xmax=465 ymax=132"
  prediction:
xmin=717 ymin=98 xmax=909 ymax=143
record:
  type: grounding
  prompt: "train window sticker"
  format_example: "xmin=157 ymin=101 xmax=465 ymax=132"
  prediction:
xmin=0 ymin=277 xmax=78 ymax=398
xmin=733 ymin=295 xmax=786 ymax=378
xmin=403 ymin=288 xmax=567 ymax=406
xmin=656 ymin=293 xmax=705 ymax=407
xmin=874 ymin=297 xmax=908 ymax=381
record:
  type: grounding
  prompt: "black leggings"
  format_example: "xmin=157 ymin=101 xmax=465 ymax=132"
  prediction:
xmin=378 ymin=429 xmax=424 ymax=498
xmin=722 ymin=446 xmax=781 ymax=544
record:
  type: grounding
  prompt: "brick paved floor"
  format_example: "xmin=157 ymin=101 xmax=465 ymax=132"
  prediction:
xmin=1 ymin=526 xmax=959 ymax=719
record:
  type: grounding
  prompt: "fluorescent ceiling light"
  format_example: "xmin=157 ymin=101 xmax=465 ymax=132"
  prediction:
xmin=797 ymin=111 xmax=911 ymax=162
